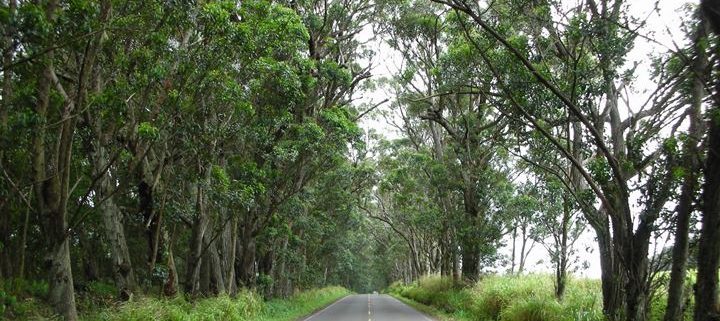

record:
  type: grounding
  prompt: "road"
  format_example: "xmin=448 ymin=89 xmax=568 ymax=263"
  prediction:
xmin=302 ymin=294 xmax=434 ymax=321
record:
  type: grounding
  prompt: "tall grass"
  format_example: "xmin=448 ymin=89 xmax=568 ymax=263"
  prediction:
xmin=83 ymin=291 xmax=263 ymax=321
xmin=257 ymin=286 xmax=351 ymax=321
xmin=387 ymin=274 xmax=684 ymax=321
xmin=82 ymin=286 xmax=349 ymax=321
xmin=1 ymin=284 xmax=349 ymax=321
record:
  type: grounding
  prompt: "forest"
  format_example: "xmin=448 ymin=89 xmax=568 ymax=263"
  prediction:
xmin=0 ymin=0 xmax=719 ymax=320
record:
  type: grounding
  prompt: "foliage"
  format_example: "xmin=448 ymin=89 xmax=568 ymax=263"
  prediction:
xmin=388 ymin=274 xmax=684 ymax=321
xmin=257 ymin=286 xmax=351 ymax=321
xmin=81 ymin=286 xmax=347 ymax=321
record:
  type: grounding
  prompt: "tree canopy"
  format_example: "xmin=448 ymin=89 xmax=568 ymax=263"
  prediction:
xmin=1 ymin=1 xmax=719 ymax=321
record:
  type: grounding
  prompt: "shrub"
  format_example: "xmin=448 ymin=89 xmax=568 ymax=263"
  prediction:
xmin=0 ymin=278 xmax=49 ymax=299
xmin=0 ymin=278 xmax=52 ymax=319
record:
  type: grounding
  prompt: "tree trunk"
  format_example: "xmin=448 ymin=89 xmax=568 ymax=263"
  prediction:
xmin=452 ymin=235 xmax=460 ymax=284
xmin=33 ymin=30 xmax=79 ymax=318
xmin=139 ymin=178 xmax=161 ymax=268
xmin=461 ymin=240 xmax=479 ymax=282
xmin=518 ymin=225 xmax=531 ymax=274
xmin=163 ymin=227 xmax=178 ymax=297
xmin=221 ymin=216 xmax=238 ymax=294
xmin=207 ymin=233 xmax=225 ymax=295
xmin=695 ymin=4 xmax=720 ymax=321
xmin=237 ymin=219 xmax=257 ymax=287
xmin=275 ymin=234 xmax=290 ymax=297
xmin=91 ymin=143 xmax=136 ymax=293
xmin=510 ymin=226 xmax=517 ymax=274
xmin=0 ymin=1 xmax=15 ymax=277
xmin=47 ymin=231 xmax=78 ymax=321
xmin=0 ymin=0 xmax=14 ymax=134
xmin=665 ymin=16 xmax=707 ymax=321
xmin=555 ymin=198 xmax=570 ymax=299
xmin=185 ymin=182 xmax=210 ymax=295
xmin=44 ymin=92 xmax=79 ymax=321
xmin=460 ymin=167 xmax=481 ymax=283
xmin=592 ymin=213 xmax=622 ymax=321
xmin=694 ymin=114 xmax=720 ymax=321
xmin=199 ymin=247 xmax=211 ymax=295
xmin=18 ymin=206 xmax=29 ymax=279
xmin=626 ymin=233 xmax=651 ymax=321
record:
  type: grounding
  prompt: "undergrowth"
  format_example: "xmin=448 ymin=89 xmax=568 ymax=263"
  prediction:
xmin=1 ymin=279 xmax=349 ymax=321
xmin=387 ymin=274 xmax=695 ymax=321
xmin=84 ymin=286 xmax=349 ymax=321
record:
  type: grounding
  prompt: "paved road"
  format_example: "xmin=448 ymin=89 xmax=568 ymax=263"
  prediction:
xmin=302 ymin=294 xmax=434 ymax=321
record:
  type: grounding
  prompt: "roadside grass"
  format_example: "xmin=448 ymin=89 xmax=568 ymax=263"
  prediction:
xmin=83 ymin=291 xmax=265 ymax=321
xmin=390 ymin=293 xmax=470 ymax=321
xmin=255 ymin=286 xmax=351 ymax=321
xmin=387 ymin=274 xmax=696 ymax=321
xmin=83 ymin=286 xmax=349 ymax=321
xmin=1 ymin=279 xmax=349 ymax=321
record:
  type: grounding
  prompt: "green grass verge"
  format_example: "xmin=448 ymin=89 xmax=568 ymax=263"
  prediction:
xmin=387 ymin=274 xmax=696 ymax=321
xmin=1 ymin=280 xmax=350 ymax=321
xmin=82 ymin=286 xmax=350 ymax=321
xmin=256 ymin=286 xmax=351 ymax=321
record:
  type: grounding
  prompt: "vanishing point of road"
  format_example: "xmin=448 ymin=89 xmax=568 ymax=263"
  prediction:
xmin=302 ymin=294 xmax=434 ymax=321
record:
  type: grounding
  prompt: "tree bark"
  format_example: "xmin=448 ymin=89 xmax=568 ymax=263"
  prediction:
xmin=90 ymin=140 xmax=136 ymax=293
xmin=163 ymin=227 xmax=178 ymax=297
xmin=237 ymin=218 xmax=257 ymax=287
xmin=591 ymin=212 xmax=622 ymax=321
xmin=206 ymin=232 xmax=225 ymax=295
xmin=18 ymin=206 xmax=29 ymax=279
xmin=510 ymin=227 xmax=517 ymax=274
xmin=42 ymin=68 xmax=79 ymax=321
xmin=32 ymin=3 xmax=80 ymax=312
xmin=695 ymin=3 xmax=720 ymax=321
xmin=555 ymin=198 xmax=570 ymax=299
xmin=460 ymin=240 xmax=479 ymax=282
xmin=0 ymin=3 xmax=15 ymax=247
xmin=694 ymin=95 xmax=720 ymax=321
xmin=185 ymin=181 xmax=210 ymax=295
xmin=664 ymin=15 xmax=707 ymax=321
xmin=139 ymin=177 xmax=161 ymax=268
xmin=221 ymin=216 xmax=238 ymax=294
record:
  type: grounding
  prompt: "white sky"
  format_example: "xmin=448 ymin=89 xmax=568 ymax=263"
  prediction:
xmin=357 ymin=0 xmax=694 ymax=279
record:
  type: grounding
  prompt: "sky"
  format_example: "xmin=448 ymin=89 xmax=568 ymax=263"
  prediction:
xmin=356 ymin=0 xmax=695 ymax=278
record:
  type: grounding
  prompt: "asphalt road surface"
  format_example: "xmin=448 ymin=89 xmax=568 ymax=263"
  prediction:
xmin=302 ymin=294 xmax=434 ymax=321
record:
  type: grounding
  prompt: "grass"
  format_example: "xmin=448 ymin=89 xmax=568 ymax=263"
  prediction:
xmin=83 ymin=291 xmax=265 ymax=321
xmin=0 ymin=279 xmax=349 ymax=321
xmin=83 ymin=286 xmax=350 ymax=321
xmin=387 ymin=274 xmax=694 ymax=321
xmin=256 ymin=286 xmax=351 ymax=321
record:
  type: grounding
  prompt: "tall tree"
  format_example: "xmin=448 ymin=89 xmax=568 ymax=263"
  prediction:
xmin=695 ymin=1 xmax=720 ymax=320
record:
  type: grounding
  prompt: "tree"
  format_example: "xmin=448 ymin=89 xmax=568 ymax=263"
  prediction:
xmin=427 ymin=0 xmax=689 ymax=319
xmin=663 ymin=10 xmax=707 ymax=321
xmin=694 ymin=1 xmax=720 ymax=320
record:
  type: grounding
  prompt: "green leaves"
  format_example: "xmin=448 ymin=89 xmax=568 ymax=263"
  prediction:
xmin=211 ymin=165 xmax=231 ymax=191
xmin=318 ymin=61 xmax=353 ymax=88
xmin=588 ymin=157 xmax=611 ymax=185
xmin=137 ymin=122 xmax=159 ymax=140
